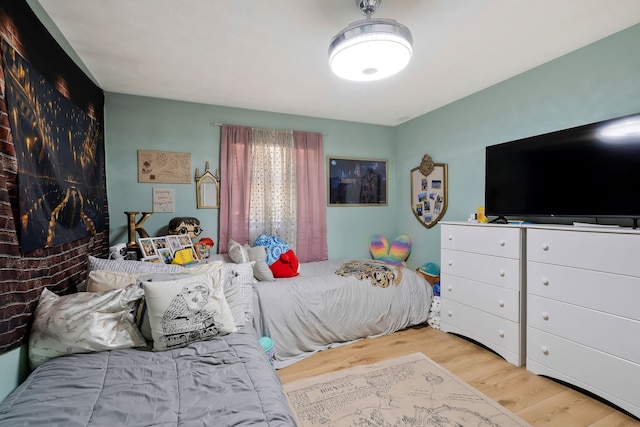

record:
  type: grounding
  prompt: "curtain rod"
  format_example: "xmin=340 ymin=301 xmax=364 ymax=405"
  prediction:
xmin=210 ymin=122 xmax=327 ymax=136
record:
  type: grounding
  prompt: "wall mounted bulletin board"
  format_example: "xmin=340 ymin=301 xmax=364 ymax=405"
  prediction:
xmin=411 ymin=162 xmax=448 ymax=228
xmin=327 ymin=156 xmax=387 ymax=206
xmin=138 ymin=150 xmax=191 ymax=183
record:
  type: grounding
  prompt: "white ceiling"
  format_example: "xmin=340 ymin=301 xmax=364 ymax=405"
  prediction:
xmin=31 ymin=0 xmax=640 ymax=126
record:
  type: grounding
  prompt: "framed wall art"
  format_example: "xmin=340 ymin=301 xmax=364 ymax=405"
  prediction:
xmin=138 ymin=150 xmax=191 ymax=184
xmin=327 ymin=156 xmax=387 ymax=206
xmin=411 ymin=159 xmax=448 ymax=228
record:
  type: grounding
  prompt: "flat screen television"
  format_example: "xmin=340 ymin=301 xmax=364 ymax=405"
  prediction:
xmin=485 ymin=112 xmax=640 ymax=223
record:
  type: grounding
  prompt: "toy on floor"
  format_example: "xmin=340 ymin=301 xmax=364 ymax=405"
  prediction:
xmin=369 ymin=234 xmax=411 ymax=267
xmin=427 ymin=295 xmax=441 ymax=329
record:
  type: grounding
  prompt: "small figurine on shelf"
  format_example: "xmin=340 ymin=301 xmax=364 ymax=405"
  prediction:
xmin=477 ymin=206 xmax=488 ymax=223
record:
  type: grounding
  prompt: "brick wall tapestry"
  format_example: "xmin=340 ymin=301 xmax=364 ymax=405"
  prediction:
xmin=0 ymin=1 xmax=109 ymax=354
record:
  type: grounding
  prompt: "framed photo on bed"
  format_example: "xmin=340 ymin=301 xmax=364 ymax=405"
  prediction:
xmin=327 ymin=156 xmax=388 ymax=206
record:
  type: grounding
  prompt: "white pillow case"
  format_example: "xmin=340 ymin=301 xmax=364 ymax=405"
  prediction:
xmin=227 ymin=239 xmax=250 ymax=264
xmin=29 ymin=285 xmax=146 ymax=368
xmin=142 ymin=270 xmax=236 ymax=351
xmin=88 ymin=255 xmax=184 ymax=274
xmin=86 ymin=270 xmax=139 ymax=292
xmin=245 ymin=245 xmax=275 ymax=282
xmin=223 ymin=262 xmax=256 ymax=323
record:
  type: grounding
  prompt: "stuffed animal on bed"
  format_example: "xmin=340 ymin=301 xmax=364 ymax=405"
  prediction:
xmin=253 ymin=234 xmax=300 ymax=278
xmin=369 ymin=234 xmax=411 ymax=267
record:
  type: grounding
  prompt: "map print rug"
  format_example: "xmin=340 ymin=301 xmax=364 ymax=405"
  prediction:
xmin=283 ymin=352 xmax=531 ymax=427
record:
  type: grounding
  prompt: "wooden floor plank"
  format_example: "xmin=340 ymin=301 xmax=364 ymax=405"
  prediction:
xmin=276 ymin=325 xmax=640 ymax=426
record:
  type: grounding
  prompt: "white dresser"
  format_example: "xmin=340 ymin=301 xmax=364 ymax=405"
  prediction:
xmin=440 ymin=222 xmax=525 ymax=366
xmin=526 ymin=225 xmax=640 ymax=418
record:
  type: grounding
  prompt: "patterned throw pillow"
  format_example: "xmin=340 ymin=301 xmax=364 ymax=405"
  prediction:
xmin=150 ymin=261 xmax=246 ymax=328
xmin=253 ymin=234 xmax=290 ymax=265
xmin=142 ymin=270 xmax=236 ymax=351
xmin=29 ymin=285 xmax=146 ymax=368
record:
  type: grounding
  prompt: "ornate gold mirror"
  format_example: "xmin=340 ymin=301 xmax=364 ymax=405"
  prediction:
xmin=195 ymin=162 xmax=220 ymax=209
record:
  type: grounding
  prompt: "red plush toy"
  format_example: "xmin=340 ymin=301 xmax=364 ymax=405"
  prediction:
xmin=269 ymin=249 xmax=300 ymax=278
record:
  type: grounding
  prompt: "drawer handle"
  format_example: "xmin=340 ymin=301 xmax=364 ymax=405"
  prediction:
xmin=498 ymin=330 xmax=505 ymax=338
xmin=499 ymin=239 xmax=505 ymax=247
xmin=499 ymin=270 xmax=505 ymax=277
xmin=498 ymin=300 xmax=504 ymax=307
xmin=541 ymin=346 xmax=549 ymax=355
xmin=448 ymin=234 xmax=453 ymax=241
xmin=448 ymin=260 xmax=453 ymax=266
xmin=447 ymin=285 xmax=453 ymax=292
xmin=542 ymin=243 xmax=549 ymax=251
xmin=541 ymin=312 xmax=549 ymax=321
xmin=542 ymin=278 xmax=549 ymax=286
xmin=447 ymin=310 xmax=453 ymax=317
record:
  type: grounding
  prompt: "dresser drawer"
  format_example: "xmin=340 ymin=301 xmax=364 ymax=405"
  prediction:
xmin=441 ymin=223 xmax=521 ymax=258
xmin=441 ymin=299 xmax=521 ymax=356
xmin=527 ymin=228 xmax=640 ymax=276
xmin=527 ymin=327 xmax=640 ymax=418
xmin=441 ymin=274 xmax=519 ymax=322
xmin=441 ymin=249 xmax=520 ymax=290
xmin=528 ymin=261 xmax=640 ymax=321
xmin=528 ymin=294 xmax=640 ymax=362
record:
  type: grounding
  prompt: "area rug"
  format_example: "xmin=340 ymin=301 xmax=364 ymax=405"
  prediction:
xmin=283 ymin=352 xmax=531 ymax=427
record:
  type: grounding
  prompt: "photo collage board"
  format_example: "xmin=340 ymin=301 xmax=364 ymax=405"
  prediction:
xmin=138 ymin=234 xmax=197 ymax=264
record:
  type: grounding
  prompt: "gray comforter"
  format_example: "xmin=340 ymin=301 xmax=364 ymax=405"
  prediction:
xmin=253 ymin=259 xmax=433 ymax=369
xmin=0 ymin=327 xmax=296 ymax=427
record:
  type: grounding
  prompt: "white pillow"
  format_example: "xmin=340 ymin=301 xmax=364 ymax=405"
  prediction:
xmin=86 ymin=270 xmax=140 ymax=292
xmin=29 ymin=286 xmax=146 ymax=368
xmin=227 ymin=239 xmax=250 ymax=264
xmin=223 ymin=262 xmax=256 ymax=323
xmin=245 ymin=245 xmax=275 ymax=282
xmin=142 ymin=270 xmax=236 ymax=351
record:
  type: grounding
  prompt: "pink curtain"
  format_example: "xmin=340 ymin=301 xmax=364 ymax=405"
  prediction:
xmin=219 ymin=125 xmax=252 ymax=252
xmin=294 ymin=131 xmax=328 ymax=262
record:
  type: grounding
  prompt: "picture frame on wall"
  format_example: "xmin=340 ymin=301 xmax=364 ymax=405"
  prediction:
xmin=327 ymin=156 xmax=388 ymax=206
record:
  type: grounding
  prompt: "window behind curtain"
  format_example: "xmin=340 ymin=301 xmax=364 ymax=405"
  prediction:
xmin=249 ymin=128 xmax=296 ymax=249
xmin=219 ymin=125 xmax=327 ymax=263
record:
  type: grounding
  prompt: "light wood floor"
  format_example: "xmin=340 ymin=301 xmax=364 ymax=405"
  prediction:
xmin=277 ymin=325 xmax=640 ymax=427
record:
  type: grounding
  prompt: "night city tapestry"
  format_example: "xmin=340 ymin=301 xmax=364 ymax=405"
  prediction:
xmin=2 ymin=41 xmax=106 ymax=253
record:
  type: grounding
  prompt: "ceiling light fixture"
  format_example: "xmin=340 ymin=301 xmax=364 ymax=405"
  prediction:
xmin=329 ymin=0 xmax=413 ymax=82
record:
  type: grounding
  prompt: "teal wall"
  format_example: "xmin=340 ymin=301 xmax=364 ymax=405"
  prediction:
xmin=104 ymin=95 xmax=396 ymax=260
xmin=0 ymin=346 xmax=28 ymax=402
xmin=394 ymin=24 xmax=640 ymax=268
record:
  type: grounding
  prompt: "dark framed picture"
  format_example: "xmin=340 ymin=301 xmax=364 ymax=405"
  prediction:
xmin=327 ymin=156 xmax=388 ymax=206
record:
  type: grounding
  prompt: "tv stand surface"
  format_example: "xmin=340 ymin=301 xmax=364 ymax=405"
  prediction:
xmin=489 ymin=216 xmax=508 ymax=224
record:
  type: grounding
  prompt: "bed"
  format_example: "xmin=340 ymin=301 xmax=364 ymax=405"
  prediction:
xmin=0 ymin=257 xmax=297 ymax=427
xmin=0 ymin=327 xmax=296 ymax=427
xmin=251 ymin=259 xmax=434 ymax=369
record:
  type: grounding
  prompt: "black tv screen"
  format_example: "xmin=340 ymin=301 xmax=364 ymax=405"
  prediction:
xmin=485 ymin=113 xmax=640 ymax=220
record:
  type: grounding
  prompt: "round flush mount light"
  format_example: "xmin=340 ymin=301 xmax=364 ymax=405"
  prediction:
xmin=329 ymin=0 xmax=413 ymax=82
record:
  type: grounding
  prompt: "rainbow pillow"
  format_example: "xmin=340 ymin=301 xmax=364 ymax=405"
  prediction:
xmin=369 ymin=234 xmax=411 ymax=267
